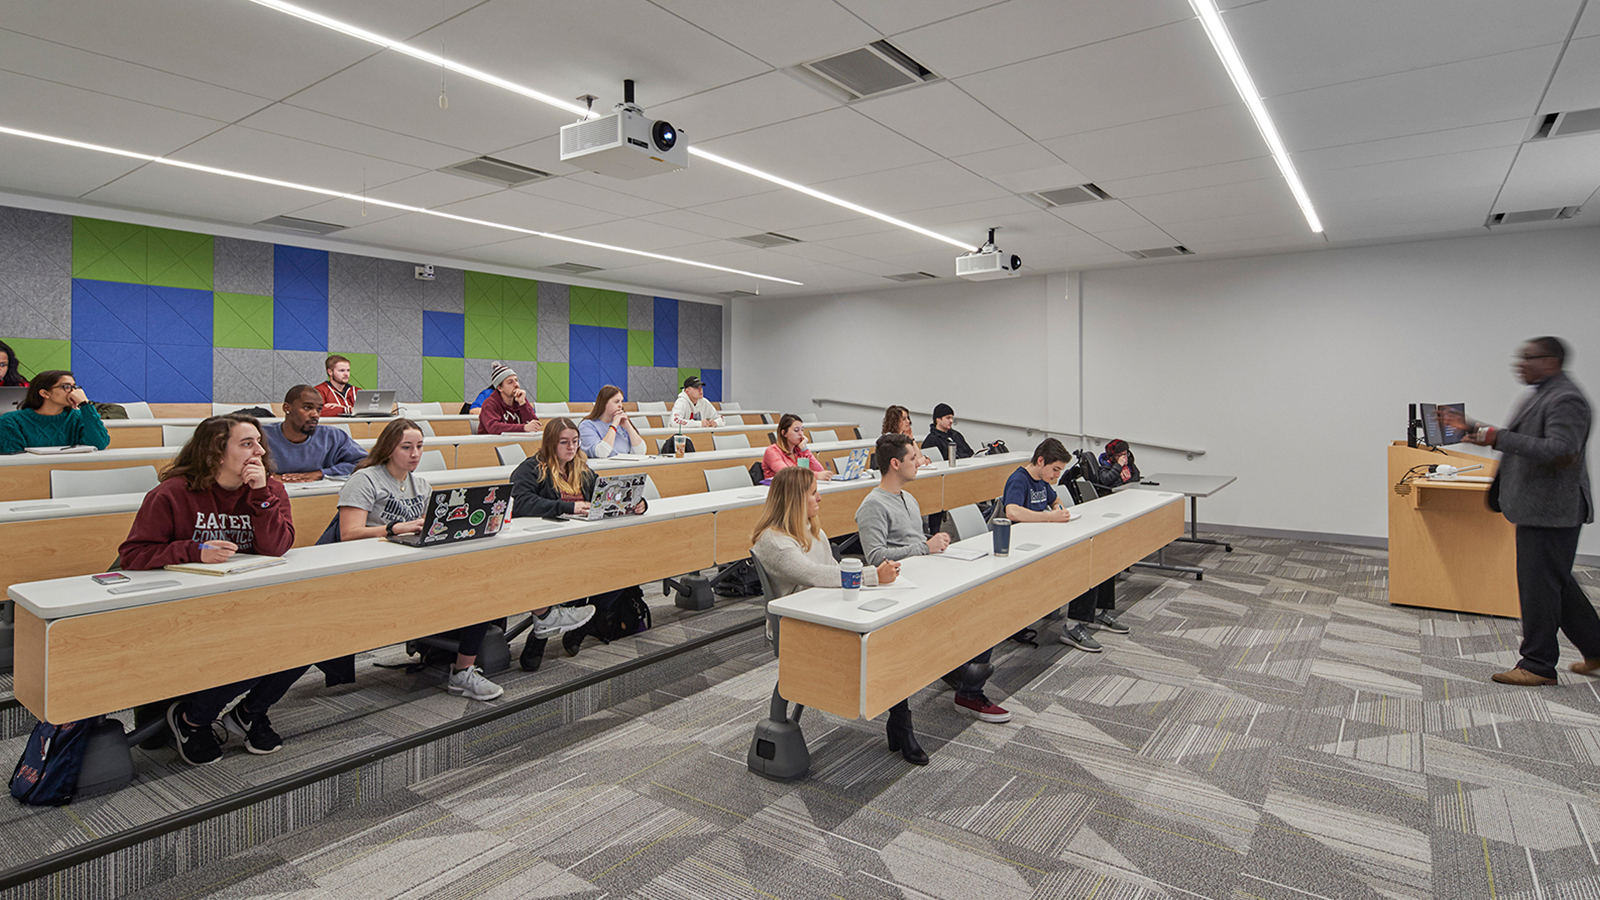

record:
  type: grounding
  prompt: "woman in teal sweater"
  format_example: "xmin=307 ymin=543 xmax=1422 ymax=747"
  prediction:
xmin=0 ymin=370 xmax=111 ymax=454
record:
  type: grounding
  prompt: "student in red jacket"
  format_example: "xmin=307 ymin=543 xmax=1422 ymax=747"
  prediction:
xmin=316 ymin=354 xmax=357 ymax=418
xmin=118 ymin=414 xmax=305 ymax=766
xmin=477 ymin=361 xmax=541 ymax=435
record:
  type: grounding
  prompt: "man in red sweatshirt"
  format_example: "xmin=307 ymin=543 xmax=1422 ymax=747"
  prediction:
xmin=477 ymin=361 xmax=541 ymax=436
xmin=315 ymin=354 xmax=356 ymax=418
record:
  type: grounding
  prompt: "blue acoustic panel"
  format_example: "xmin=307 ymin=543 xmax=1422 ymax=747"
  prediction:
xmin=145 ymin=343 xmax=212 ymax=402
xmin=569 ymin=324 xmax=628 ymax=406
xmin=700 ymin=368 xmax=722 ymax=402
xmin=274 ymin=245 xmax=329 ymax=302
xmin=72 ymin=340 xmax=145 ymax=403
xmin=71 ymin=279 xmax=147 ymax=343
xmin=422 ymin=310 xmax=465 ymax=358
xmin=274 ymin=296 xmax=328 ymax=352
xmin=147 ymin=285 xmax=213 ymax=347
xmin=653 ymin=297 xmax=678 ymax=368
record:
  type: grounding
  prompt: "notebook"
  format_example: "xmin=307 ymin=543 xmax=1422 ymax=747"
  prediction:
xmin=24 ymin=445 xmax=96 ymax=455
xmin=165 ymin=553 xmax=287 ymax=576
xmin=563 ymin=473 xmax=647 ymax=521
xmin=388 ymin=483 xmax=512 ymax=546
xmin=351 ymin=389 xmax=396 ymax=417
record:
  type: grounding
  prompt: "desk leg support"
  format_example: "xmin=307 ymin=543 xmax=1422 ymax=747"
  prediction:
xmin=1174 ymin=497 xmax=1232 ymax=551
xmin=748 ymin=683 xmax=810 ymax=782
xmin=1132 ymin=545 xmax=1204 ymax=580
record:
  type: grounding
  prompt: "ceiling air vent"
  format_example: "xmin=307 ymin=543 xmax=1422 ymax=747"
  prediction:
xmin=786 ymin=40 xmax=940 ymax=102
xmin=1486 ymin=207 xmax=1580 ymax=227
xmin=255 ymin=215 xmax=346 ymax=235
xmin=539 ymin=262 xmax=605 ymax=275
xmin=730 ymin=232 xmax=801 ymax=249
xmin=443 ymin=156 xmax=553 ymax=187
xmin=715 ymin=290 xmax=759 ymax=301
xmin=1027 ymin=183 xmax=1112 ymax=208
xmin=1126 ymin=246 xmax=1194 ymax=260
xmin=1530 ymin=107 xmax=1600 ymax=140
xmin=885 ymin=272 xmax=939 ymax=282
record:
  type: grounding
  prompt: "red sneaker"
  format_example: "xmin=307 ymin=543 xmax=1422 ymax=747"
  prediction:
xmin=954 ymin=694 xmax=1012 ymax=723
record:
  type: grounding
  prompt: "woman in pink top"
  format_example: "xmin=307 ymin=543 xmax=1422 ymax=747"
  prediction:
xmin=761 ymin=413 xmax=834 ymax=482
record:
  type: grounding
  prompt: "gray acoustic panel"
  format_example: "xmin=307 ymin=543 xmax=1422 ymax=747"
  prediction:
xmin=213 ymin=348 xmax=277 ymax=403
xmin=421 ymin=266 xmax=464 ymax=313
xmin=376 ymin=305 xmax=423 ymax=356
xmin=328 ymin=252 xmax=378 ymax=307
xmin=327 ymin=297 xmax=378 ymax=355
xmin=537 ymin=281 xmax=569 ymax=363
xmin=0 ymin=273 xmax=72 ymax=339
xmin=375 ymin=259 xmax=423 ymax=309
xmin=464 ymin=358 xmax=497 ymax=403
xmin=0 ymin=206 xmax=71 ymax=277
xmin=628 ymin=366 xmax=678 ymax=404
xmin=213 ymin=236 xmax=273 ymax=296
xmin=677 ymin=301 xmax=722 ymax=369
xmin=627 ymin=293 xmax=653 ymax=331
xmin=378 ymin=353 xmax=423 ymax=402
xmin=275 ymin=350 xmax=327 ymax=394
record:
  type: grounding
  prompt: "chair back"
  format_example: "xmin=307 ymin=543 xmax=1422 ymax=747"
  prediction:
xmin=712 ymin=433 xmax=750 ymax=451
xmin=642 ymin=475 xmax=661 ymax=500
xmin=399 ymin=402 xmax=444 ymax=416
xmin=810 ymin=429 xmax=837 ymax=444
xmin=749 ymin=554 xmax=782 ymax=656
xmin=637 ymin=401 xmax=668 ymax=413
xmin=704 ymin=466 xmax=753 ymax=492
xmin=534 ymin=402 xmax=569 ymax=417
xmin=496 ymin=443 xmax=527 ymax=466
xmin=946 ymin=504 xmax=988 ymax=541
xmin=801 ymin=412 xmax=819 ymax=423
xmin=926 ymin=443 xmax=945 ymax=462
xmin=121 ymin=401 xmax=154 ymax=419
xmin=323 ymin=423 xmax=351 ymax=436
xmin=722 ymin=401 xmax=741 ymax=410
xmin=50 ymin=465 xmax=160 ymax=499
xmin=161 ymin=425 xmax=195 ymax=447
xmin=415 ymin=420 xmax=436 ymax=437
xmin=417 ymin=449 xmax=447 ymax=472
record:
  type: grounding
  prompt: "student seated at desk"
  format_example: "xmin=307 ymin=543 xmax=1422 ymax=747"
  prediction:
xmin=0 ymin=369 xmax=111 ymax=454
xmin=335 ymin=419 xmax=507 ymax=702
xmin=580 ymin=384 xmax=644 ymax=458
xmin=117 ymin=415 xmax=303 ymax=765
xmin=762 ymin=414 xmax=833 ymax=482
xmin=1093 ymin=438 xmax=1140 ymax=487
xmin=478 ymin=361 xmax=541 ymax=435
xmin=881 ymin=404 xmax=931 ymax=467
xmin=0 ymin=338 xmax=27 ymax=387
xmin=510 ymin=417 xmax=639 ymax=661
xmin=921 ymin=402 xmax=974 ymax=461
xmin=264 ymin=384 xmax=366 ymax=482
xmin=671 ymin=375 xmax=723 ymax=427
xmin=316 ymin=354 xmax=357 ymax=418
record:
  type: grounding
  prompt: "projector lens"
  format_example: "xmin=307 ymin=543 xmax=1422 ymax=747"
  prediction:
xmin=652 ymin=121 xmax=677 ymax=152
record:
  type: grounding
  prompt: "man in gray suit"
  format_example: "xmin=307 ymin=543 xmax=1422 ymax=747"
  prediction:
xmin=1442 ymin=336 xmax=1598 ymax=685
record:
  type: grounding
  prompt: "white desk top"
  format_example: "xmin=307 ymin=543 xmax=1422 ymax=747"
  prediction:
xmin=102 ymin=414 xmax=481 ymax=428
xmin=0 ymin=430 xmax=547 ymax=467
xmin=5 ymin=445 xmax=1023 ymax=619
xmin=767 ymin=489 xmax=1183 ymax=634
xmin=1123 ymin=473 xmax=1236 ymax=497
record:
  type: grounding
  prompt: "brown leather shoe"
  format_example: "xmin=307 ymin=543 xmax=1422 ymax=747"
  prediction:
xmin=1571 ymin=659 xmax=1600 ymax=676
xmin=1491 ymin=667 xmax=1557 ymax=686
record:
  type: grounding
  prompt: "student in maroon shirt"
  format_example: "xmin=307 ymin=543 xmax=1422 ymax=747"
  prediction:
xmin=477 ymin=361 xmax=540 ymax=436
xmin=119 ymin=414 xmax=304 ymax=766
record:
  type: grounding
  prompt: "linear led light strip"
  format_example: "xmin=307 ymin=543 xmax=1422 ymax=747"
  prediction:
xmin=244 ymin=0 xmax=977 ymax=251
xmin=1187 ymin=0 xmax=1323 ymax=233
xmin=0 ymin=124 xmax=803 ymax=284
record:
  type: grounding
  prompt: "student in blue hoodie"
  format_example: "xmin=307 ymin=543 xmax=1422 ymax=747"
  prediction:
xmin=262 ymin=385 xmax=367 ymax=482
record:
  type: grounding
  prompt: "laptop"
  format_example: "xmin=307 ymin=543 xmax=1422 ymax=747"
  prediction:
xmin=563 ymin=473 xmax=647 ymax=521
xmin=833 ymin=447 xmax=869 ymax=481
xmin=351 ymin=389 xmax=396 ymax=417
xmin=388 ymin=483 xmax=512 ymax=547
xmin=0 ymin=386 xmax=27 ymax=413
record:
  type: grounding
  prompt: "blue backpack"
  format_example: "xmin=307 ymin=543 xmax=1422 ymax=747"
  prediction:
xmin=10 ymin=718 xmax=96 ymax=806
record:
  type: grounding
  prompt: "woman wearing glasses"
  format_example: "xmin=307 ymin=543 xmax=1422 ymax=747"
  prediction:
xmin=0 ymin=369 xmax=111 ymax=454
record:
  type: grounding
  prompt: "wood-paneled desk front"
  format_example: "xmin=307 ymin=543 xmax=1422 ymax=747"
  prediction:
xmin=1386 ymin=441 xmax=1515 ymax=617
xmin=768 ymin=490 xmax=1185 ymax=721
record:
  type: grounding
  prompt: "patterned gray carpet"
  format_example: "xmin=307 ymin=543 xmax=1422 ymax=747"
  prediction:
xmin=12 ymin=535 xmax=1600 ymax=900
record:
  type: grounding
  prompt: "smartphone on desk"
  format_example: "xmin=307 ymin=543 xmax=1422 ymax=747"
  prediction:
xmin=91 ymin=572 xmax=130 ymax=585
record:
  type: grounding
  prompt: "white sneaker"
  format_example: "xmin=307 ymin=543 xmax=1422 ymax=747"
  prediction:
xmin=445 ymin=665 xmax=504 ymax=701
xmin=532 ymin=605 xmax=596 ymax=638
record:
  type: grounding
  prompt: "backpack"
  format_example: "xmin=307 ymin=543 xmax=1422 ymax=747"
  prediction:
xmin=592 ymin=587 xmax=651 ymax=642
xmin=10 ymin=718 xmax=97 ymax=806
xmin=714 ymin=559 xmax=764 ymax=598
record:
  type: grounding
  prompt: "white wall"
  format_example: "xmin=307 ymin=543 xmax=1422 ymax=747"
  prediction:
xmin=731 ymin=226 xmax=1600 ymax=555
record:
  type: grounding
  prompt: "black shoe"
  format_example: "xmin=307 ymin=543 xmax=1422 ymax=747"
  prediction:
xmin=224 ymin=706 xmax=283 ymax=755
xmin=886 ymin=708 xmax=929 ymax=766
xmin=520 ymin=636 xmax=548 ymax=672
xmin=166 ymin=701 xmax=222 ymax=766
xmin=562 ymin=630 xmax=584 ymax=658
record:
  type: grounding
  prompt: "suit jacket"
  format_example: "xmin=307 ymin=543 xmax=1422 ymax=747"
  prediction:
xmin=1491 ymin=371 xmax=1593 ymax=527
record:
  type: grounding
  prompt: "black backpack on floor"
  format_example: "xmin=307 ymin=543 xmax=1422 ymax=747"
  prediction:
xmin=593 ymin=587 xmax=652 ymax=642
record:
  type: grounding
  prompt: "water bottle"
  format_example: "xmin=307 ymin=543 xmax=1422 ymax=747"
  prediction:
xmin=991 ymin=517 xmax=1012 ymax=557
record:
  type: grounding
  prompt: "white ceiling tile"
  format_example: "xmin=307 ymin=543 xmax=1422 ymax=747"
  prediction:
xmin=1493 ymin=133 xmax=1600 ymax=212
xmin=566 ymin=162 xmax=775 ymax=209
xmin=0 ymin=134 xmax=149 ymax=199
xmin=1302 ymin=146 xmax=1517 ymax=205
xmin=168 ymin=126 xmax=426 ymax=194
xmin=431 ymin=190 xmax=622 ymax=234
xmin=1177 ymin=232 xmax=1328 ymax=256
xmin=893 ymin=0 xmax=1195 ymax=79
xmin=1041 ymin=103 xmax=1265 ymax=182
xmin=851 ymin=82 xmax=1030 ymax=157
xmin=0 ymin=29 xmax=269 ymax=122
xmin=654 ymin=0 xmax=883 ymax=68
xmin=361 ymin=171 xmax=505 ymax=209
xmin=1050 ymin=200 xmax=1156 ymax=233
xmin=833 ymin=0 xmax=1005 ymax=36
xmin=1541 ymin=35 xmax=1600 ymax=114
xmin=1318 ymin=185 xmax=1501 ymax=236
xmin=780 ymin=218 xmax=900 ymax=242
xmin=285 ymin=196 xmax=409 ymax=228
xmin=1290 ymin=119 xmax=1529 ymax=172
xmin=335 ymin=213 xmax=537 ymax=254
xmin=696 ymin=107 xmax=943 ymax=184
xmin=636 ymin=209 xmax=761 ymax=240
xmin=241 ymin=104 xmax=471 ymax=171
xmin=1228 ymin=0 xmax=1580 ymax=97
xmin=811 ymin=160 xmax=1013 ymax=214
xmin=950 ymin=143 xmax=1088 ymax=187
xmin=452 ymin=236 xmax=604 ymax=272
xmin=1123 ymin=178 xmax=1304 ymax=225
xmin=1096 ymin=157 xmax=1280 ymax=199
xmin=0 ymin=70 xmax=228 ymax=156
xmin=473 ymin=135 xmax=588 ymax=178
xmin=645 ymin=72 xmax=841 ymax=143
xmin=81 ymin=164 xmax=326 ymax=225
xmin=902 ymin=195 xmax=1041 ymax=227
xmin=1269 ymin=45 xmax=1563 ymax=151
xmin=955 ymin=20 xmax=1241 ymax=141
xmin=1164 ymin=208 xmax=1317 ymax=246
xmin=520 ymin=177 xmax=673 ymax=219
xmin=1580 ymin=1 xmax=1600 ymax=37
xmin=688 ymin=189 xmax=857 ymax=232
xmin=552 ymin=218 xmax=720 ymax=252
xmin=768 ymin=241 xmax=871 ymax=265
xmin=817 ymin=228 xmax=946 ymax=258
xmin=1092 ymin=225 xmax=1181 ymax=253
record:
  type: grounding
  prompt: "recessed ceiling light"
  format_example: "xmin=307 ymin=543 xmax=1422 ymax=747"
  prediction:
xmin=0 ymin=123 xmax=803 ymax=285
xmin=241 ymin=0 xmax=976 ymax=251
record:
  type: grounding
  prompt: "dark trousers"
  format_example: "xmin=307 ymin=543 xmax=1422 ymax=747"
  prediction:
xmin=1515 ymin=524 xmax=1600 ymax=679
xmin=944 ymin=648 xmax=992 ymax=700
xmin=1067 ymin=578 xmax=1116 ymax=622
xmin=450 ymin=621 xmax=492 ymax=659
xmin=184 ymin=665 xmax=311 ymax=724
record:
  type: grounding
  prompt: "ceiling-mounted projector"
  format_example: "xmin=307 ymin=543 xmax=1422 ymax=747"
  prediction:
xmin=560 ymin=79 xmax=687 ymax=179
xmin=956 ymin=227 xmax=1021 ymax=280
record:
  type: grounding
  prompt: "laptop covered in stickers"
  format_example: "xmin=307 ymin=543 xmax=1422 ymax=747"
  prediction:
xmin=387 ymin=483 xmax=513 ymax=547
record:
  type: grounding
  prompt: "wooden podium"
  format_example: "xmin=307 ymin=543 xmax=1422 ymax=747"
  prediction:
xmin=1386 ymin=441 xmax=1518 ymax=617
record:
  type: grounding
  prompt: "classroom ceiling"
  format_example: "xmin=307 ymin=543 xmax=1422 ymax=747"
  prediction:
xmin=2 ymin=0 xmax=1597 ymax=299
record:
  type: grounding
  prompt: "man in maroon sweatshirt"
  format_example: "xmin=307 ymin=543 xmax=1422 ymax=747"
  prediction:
xmin=477 ymin=360 xmax=541 ymax=436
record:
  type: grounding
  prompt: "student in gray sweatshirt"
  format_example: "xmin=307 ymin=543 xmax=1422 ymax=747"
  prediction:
xmin=262 ymin=385 xmax=367 ymax=481
xmin=856 ymin=435 xmax=1014 ymax=762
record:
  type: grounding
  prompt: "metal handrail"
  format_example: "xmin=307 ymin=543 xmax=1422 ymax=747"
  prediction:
xmin=810 ymin=397 xmax=1207 ymax=459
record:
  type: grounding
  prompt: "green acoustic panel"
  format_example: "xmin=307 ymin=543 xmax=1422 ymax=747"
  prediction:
xmin=464 ymin=315 xmax=502 ymax=359
xmin=214 ymin=293 xmax=273 ymax=349
xmin=536 ymin=362 xmax=568 ymax=402
xmin=336 ymin=352 xmax=378 ymax=393
xmin=628 ymin=330 xmax=653 ymax=367
xmin=569 ymin=286 xmax=628 ymax=329
xmin=73 ymin=218 xmax=146 ymax=284
xmin=464 ymin=271 xmax=504 ymax=318
xmin=502 ymin=317 xmax=538 ymax=361
xmin=2 ymin=337 xmax=71 ymax=375
xmin=503 ymin=275 xmax=537 ymax=320
xmin=422 ymin=356 xmax=464 ymax=404
xmin=146 ymin=227 xmax=213 ymax=290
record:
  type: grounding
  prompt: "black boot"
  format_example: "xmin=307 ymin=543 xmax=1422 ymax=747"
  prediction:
xmin=520 ymin=636 xmax=548 ymax=672
xmin=885 ymin=701 xmax=928 ymax=766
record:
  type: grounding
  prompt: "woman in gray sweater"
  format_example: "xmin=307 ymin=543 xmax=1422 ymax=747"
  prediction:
xmin=749 ymin=467 xmax=923 ymax=762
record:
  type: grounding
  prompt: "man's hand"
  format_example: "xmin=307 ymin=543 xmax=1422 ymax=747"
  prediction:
xmin=524 ymin=422 xmax=541 ymax=433
xmin=1049 ymin=507 xmax=1073 ymax=523
xmin=876 ymin=560 xmax=900 ymax=584
xmin=512 ymin=388 xmax=528 ymax=406
xmin=242 ymin=458 xmax=268 ymax=489
xmin=926 ymin=532 xmax=951 ymax=553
